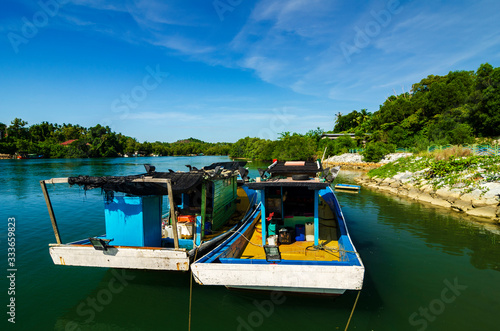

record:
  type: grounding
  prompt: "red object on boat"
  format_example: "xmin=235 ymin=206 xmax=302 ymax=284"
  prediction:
xmin=177 ymin=215 xmax=196 ymax=223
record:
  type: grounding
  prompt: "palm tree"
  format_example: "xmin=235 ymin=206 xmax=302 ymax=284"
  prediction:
xmin=335 ymin=112 xmax=342 ymax=123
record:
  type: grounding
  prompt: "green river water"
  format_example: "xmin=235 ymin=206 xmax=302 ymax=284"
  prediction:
xmin=1 ymin=156 xmax=499 ymax=330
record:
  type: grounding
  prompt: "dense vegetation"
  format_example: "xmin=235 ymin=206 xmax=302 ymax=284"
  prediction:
xmin=0 ymin=119 xmax=230 ymax=158
xmin=334 ymin=63 xmax=500 ymax=153
xmin=1 ymin=63 xmax=498 ymax=161
xmin=367 ymin=149 xmax=500 ymax=193
xmin=230 ymin=63 xmax=500 ymax=161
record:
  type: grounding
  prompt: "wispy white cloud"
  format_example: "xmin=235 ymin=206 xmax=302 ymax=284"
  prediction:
xmin=230 ymin=0 xmax=500 ymax=111
xmin=120 ymin=111 xmax=203 ymax=122
xmin=151 ymin=35 xmax=216 ymax=55
xmin=7 ymin=0 xmax=499 ymax=121
xmin=60 ymin=0 xmax=219 ymax=59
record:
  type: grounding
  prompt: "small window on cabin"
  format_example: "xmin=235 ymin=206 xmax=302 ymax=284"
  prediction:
xmin=282 ymin=187 xmax=314 ymax=217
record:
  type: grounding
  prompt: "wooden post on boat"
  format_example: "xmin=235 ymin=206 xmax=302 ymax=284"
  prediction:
xmin=166 ymin=179 xmax=180 ymax=249
xmin=40 ymin=180 xmax=62 ymax=244
xmin=314 ymin=189 xmax=319 ymax=246
xmin=261 ymin=189 xmax=266 ymax=246
xmin=201 ymin=181 xmax=207 ymax=240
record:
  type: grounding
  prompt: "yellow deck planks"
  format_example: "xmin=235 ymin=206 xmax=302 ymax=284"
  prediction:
xmin=240 ymin=221 xmax=341 ymax=262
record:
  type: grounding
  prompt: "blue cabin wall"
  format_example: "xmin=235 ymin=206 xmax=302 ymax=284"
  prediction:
xmin=104 ymin=195 xmax=162 ymax=247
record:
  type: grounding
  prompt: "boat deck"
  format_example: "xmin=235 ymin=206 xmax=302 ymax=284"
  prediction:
xmin=240 ymin=195 xmax=341 ymax=261
xmin=240 ymin=213 xmax=341 ymax=262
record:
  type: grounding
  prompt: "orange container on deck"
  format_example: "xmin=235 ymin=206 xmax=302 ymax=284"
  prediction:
xmin=177 ymin=215 xmax=196 ymax=223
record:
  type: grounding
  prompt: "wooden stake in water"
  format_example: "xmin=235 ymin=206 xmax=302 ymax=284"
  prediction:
xmin=40 ymin=180 xmax=62 ymax=244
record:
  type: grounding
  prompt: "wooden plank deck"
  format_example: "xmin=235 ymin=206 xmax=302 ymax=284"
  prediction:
xmin=240 ymin=221 xmax=340 ymax=261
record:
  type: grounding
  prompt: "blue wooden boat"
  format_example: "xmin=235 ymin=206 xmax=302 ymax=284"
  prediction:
xmin=191 ymin=161 xmax=364 ymax=295
xmin=334 ymin=183 xmax=361 ymax=191
xmin=41 ymin=162 xmax=258 ymax=271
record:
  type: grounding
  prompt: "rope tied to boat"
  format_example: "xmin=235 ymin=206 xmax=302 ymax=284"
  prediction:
xmin=306 ymin=243 xmax=361 ymax=262
xmin=228 ymin=229 xmax=264 ymax=248
xmin=344 ymin=290 xmax=361 ymax=331
xmin=188 ymin=247 xmax=199 ymax=331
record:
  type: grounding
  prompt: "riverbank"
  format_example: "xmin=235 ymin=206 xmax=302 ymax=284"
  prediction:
xmin=4 ymin=155 xmax=500 ymax=330
xmin=352 ymin=155 xmax=500 ymax=224
xmin=323 ymin=152 xmax=413 ymax=169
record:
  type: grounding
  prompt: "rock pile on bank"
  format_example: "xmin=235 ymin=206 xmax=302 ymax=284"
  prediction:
xmin=325 ymin=153 xmax=365 ymax=163
xmin=380 ymin=153 xmax=413 ymax=164
xmin=323 ymin=153 xmax=375 ymax=169
xmin=323 ymin=152 xmax=414 ymax=169
xmin=355 ymin=172 xmax=500 ymax=223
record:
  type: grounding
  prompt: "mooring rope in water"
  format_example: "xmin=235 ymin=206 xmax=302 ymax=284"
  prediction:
xmin=188 ymin=247 xmax=199 ymax=331
xmin=344 ymin=290 xmax=361 ymax=331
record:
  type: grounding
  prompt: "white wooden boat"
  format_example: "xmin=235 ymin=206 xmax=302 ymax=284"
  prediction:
xmin=334 ymin=183 xmax=361 ymax=192
xmin=191 ymin=161 xmax=364 ymax=295
xmin=41 ymin=162 xmax=257 ymax=271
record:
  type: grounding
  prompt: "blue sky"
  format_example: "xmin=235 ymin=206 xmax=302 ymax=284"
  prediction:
xmin=1 ymin=0 xmax=499 ymax=143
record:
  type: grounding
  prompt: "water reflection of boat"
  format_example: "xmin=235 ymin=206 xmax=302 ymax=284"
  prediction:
xmin=192 ymin=161 xmax=364 ymax=295
xmin=17 ymin=152 xmax=44 ymax=159
xmin=334 ymin=183 xmax=361 ymax=192
xmin=41 ymin=162 xmax=256 ymax=271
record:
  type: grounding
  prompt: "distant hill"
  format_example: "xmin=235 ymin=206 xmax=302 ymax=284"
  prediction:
xmin=174 ymin=137 xmax=205 ymax=144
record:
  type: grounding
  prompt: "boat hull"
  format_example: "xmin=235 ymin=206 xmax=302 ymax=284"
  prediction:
xmin=228 ymin=286 xmax=345 ymax=296
xmin=49 ymin=245 xmax=190 ymax=271
xmin=191 ymin=186 xmax=364 ymax=294
xmin=192 ymin=263 xmax=363 ymax=294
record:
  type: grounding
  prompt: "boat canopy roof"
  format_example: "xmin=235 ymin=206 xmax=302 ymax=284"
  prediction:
xmin=67 ymin=162 xmax=244 ymax=196
xmin=267 ymin=161 xmax=322 ymax=176
xmin=249 ymin=160 xmax=329 ymax=190
xmin=247 ymin=178 xmax=329 ymax=190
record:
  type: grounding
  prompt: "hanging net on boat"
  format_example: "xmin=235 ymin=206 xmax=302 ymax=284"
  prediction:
xmin=67 ymin=162 xmax=243 ymax=196
xmin=203 ymin=161 xmax=247 ymax=171
xmin=68 ymin=172 xmax=203 ymax=196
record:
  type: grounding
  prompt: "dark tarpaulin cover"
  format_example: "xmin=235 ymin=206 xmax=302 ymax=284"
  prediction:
xmin=67 ymin=162 xmax=244 ymax=195
xmin=68 ymin=172 xmax=205 ymax=196
xmin=203 ymin=161 xmax=247 ymax=171
xmin=267 ymin=161 xmax=322 ymax=174
xmin=246 ymin=180 xmax=329 ymax=190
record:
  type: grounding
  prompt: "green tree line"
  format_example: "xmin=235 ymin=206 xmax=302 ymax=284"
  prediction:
xmin=334 ymin=63 xmax=500 ymax=150
xmin=230 ymin=63 xmax=500 ymax=162
xmin=0 ymin=120 xmax=231 ymax=158
xmin=2 ymin=63 xmax=498 ymax=161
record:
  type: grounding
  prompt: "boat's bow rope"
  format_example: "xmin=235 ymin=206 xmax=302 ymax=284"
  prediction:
xmin=344 ymin=290 xmax=361 ymax=331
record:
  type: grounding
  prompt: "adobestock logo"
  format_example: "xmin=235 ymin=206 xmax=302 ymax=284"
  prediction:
xmin=111 ymin=65 xmax=169 ymax=118
xmin=408 ymin=278 xmax=468 ymax=331
xmin=258 ymin=108 xmax=291 ymax=140
xmin=65 ymin=269 xmax=136 ymax=330
xmin=213 ymin=0 xmax=244 ymax=22
xmin=236 ymin=291 xmax=286 ymax=331
xmin=340 ymin=0 xmax=405 ymax=64
xmin=7 ymin=0 xmax=69 ymax=54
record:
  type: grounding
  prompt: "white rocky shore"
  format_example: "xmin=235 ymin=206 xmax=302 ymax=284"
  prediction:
xmin=354 ymin=173 xmax=500 ymax=223
xmin=323 ymin=152 xmax=500 ymax=222
xmin=323 ymin=153 xmax=413 ymax=168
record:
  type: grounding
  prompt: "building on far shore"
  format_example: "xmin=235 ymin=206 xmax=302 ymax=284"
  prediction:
xmin=60 ymin=139 xmax=78 ymax=146
xmin=321 ymin=133 xmax=371 ymax=146
xmin=320 ymin=133 xmax=357 ymax=140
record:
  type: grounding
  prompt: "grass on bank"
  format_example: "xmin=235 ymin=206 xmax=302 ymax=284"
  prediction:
xmin=368 ymin=150 xmax=500 ymax=193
